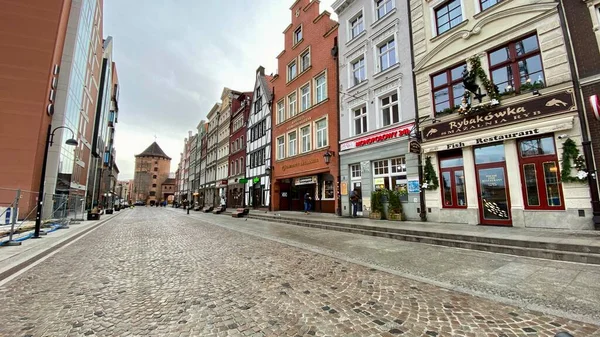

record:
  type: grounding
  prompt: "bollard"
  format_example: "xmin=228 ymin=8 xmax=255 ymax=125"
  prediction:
xmin=187 ymin=206 xmax=190 ymax=214
xmin=555 ymin=332 xmax=574 ymax=337
xmin=5 ymin=189 xmax=21 ymax=246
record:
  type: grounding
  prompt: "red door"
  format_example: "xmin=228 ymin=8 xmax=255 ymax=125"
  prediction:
xmin=474 ymin=144 xmax=512 ymax=226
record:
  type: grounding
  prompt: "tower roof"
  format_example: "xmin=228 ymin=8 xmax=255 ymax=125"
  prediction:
xmin=135 ymin=142 xmax=171 ymax=160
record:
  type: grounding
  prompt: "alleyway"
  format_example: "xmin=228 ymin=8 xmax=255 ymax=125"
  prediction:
xmin=0 ymin=208 xmax=598 ymax=337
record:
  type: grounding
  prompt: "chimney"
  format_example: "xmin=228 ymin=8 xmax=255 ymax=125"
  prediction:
xmin=256 ymin=66 xmax=265 ymax=76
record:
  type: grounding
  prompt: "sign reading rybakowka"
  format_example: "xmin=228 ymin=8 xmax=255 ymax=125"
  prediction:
xmin=340 ymin=123 xmax=414 ymax=151
xmin=422 ymin=90 xmax=575 ymax=141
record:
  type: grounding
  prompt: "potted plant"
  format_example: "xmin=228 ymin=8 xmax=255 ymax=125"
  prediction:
xmin=387 ymin=189 xmax=405 ymax=221
xmin=369 ymin=190 xmax=385 ymax=220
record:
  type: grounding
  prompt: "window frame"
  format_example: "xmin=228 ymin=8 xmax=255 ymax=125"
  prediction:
xmin=377 ymin=38 xmax=397 ymax=72
xmin=479 ymin=0 xmax=502 ymax=12
xmin=315 ymin=118 xmax=328 ymax=149
xmin=287 ymin=60 xmax=298 ymax=82
xmin=314 ymin=72 xmax=327 ymax=104
xmin=287 ymin=130 xmax=298 ymax=157
xmin=294 ymin=25 xmax=303 ymax=45
xmin=300 ymin=48 xmax=311 ymax=72
xmin=352 ymin=105 xmax=368 ymax=136
xmin=277 ymin=99 xmax=285 ymax=124
xmin=431 ymin=62 xmax=466 ymax=116
xmin=438 ymin=152 xmax=467 ymax=209
xmin=276 ymin=136 xmax=285 ymax=160
xmin=351 ymin=56 xmax=366 ymax=87
xmin=300 ymin=124 xmax=311 ymax=153
xmin=379 ymin=90 xmax=400 ymax=127
xmin=488 ymin=33 xmax=545 ymax=94
xmin=288 ymin=91 xmax=297 ymax=118
xmin=349 ymin=10 xmax=365 ymax=40
xmin=375 ymin=0 xmax=394 ymax=20
xmin=434 ymin=0 xmax=464 ymax=36
xmin=517 ymin=135 xmax=565 ymax=210
xmin=300 ymin=82 xmax=311 ymax=112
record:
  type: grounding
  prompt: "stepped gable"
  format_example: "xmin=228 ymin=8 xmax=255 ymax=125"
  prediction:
xmin=135 ymin=142 xmax=171 ymax=160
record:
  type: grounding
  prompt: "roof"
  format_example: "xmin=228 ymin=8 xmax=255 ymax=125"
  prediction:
xmin=162 ymin=178 xmax=176 ymax=185
xmin=135 ymin=142 xmax=171 ymax=160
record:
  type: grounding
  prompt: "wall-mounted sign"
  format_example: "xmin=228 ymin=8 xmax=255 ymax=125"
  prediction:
xmin=239 ymin=178 xmax=248 ymax=183
xmin=422 ymin=90 xmax=576 ymax=141
xmin=281 ymin=158 xmax=319 ymax=172
xmin=294 ymin=176 xmax=317 ymax=186
xmin=408 ymin=140 xmax=421 ymax=154
xmin=341 ymin=123 xmax=414 ymax=151
xmin=408 ymin=180 xmax=420 ymax=194
xmin=253 ymin=177 xmax=260 ymax=183
xmin=340 ymin=182 xmax=348 ymax=196
xmin=590 ymin=94 xmax=600 ymax=121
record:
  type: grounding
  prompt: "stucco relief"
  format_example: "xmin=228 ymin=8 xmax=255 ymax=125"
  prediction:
xmin=372 ymin=24 xmax=398 ymax=45
xmin=374 ymin=79 xmax=400 ymax=96
xmin=344 ymin=44 xmax=367 ymax=64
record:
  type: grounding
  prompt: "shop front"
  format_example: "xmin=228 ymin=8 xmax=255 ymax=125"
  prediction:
xmin=216 ymin=180 xmax=227 ymax=207
xmin=339 ymin=123 xmax=421 ymax=219
xmin=275 ymin=173 xmax=336 ymax=213
xmin=247 ymin=176 xmax=270 ymax=209
xmin=228 ymin=177 xmax=245 ymax=208
xmin=420 ymin=89 xmax=593 ymax=229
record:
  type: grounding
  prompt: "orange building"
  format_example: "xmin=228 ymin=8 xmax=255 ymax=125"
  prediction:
xmin=270 ymin=0 xmax=339 ymax=213
xmin=0 ymin=0 xmax=73 ymax=217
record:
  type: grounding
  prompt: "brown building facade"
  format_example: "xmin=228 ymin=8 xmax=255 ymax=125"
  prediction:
xmin=270 ymin=0 xmax=340 ymax=213
xmin=228 ymin=92 xmax=252 ymax=208
xmin=133 ymin=142 xmax=172 ymax=205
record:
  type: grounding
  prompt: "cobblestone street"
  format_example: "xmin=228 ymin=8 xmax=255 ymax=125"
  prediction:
xmin=0 ymin=208 xmax=598 ymax=337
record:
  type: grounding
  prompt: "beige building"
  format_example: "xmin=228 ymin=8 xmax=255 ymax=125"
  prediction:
xmin=133 ymin=142 xmax=171 ymax=205
xmin=411 ymin=0 xmax=592 ymax=229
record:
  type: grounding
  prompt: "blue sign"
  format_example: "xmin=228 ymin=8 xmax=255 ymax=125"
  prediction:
xmin=408 ymin=180 xmax=420 ymax=194
xmin=5 ymin=208 xmax=11 ymax=224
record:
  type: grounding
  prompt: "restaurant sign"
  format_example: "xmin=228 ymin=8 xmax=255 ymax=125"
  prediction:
xmin=422 ymin=90 xmax=575 ymax=141
xmin=341 ymin=123 xmax=413 ymax=151
xmin=295 ymin=176 xmax=317 ymax=186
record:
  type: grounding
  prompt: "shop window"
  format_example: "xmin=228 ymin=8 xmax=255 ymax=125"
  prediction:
xmin=439 ymin=151 xmax=467 ymax=208
xmin=431 ymin=63 xmax=465 ymax=116
xmin=323 ymin=180 xmax=334 ymax=199
xmin=489 ymin=34 xmax=544 ymax=94
xmin=372 ymin=157 xmax=407 ymax=200
xmin=518 ymin=136 xmax=564 ymax=209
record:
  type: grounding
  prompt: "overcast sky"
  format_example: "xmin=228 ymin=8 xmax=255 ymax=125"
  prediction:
xmin=104 ymin=0 xmax=336 ymax=180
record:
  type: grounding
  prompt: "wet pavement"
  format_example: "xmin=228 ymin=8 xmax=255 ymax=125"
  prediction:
xmin=0 ymin=207 xmax=597 ymax=337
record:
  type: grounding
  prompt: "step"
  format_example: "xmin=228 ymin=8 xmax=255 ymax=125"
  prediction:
xmin=242 ymin=213 xmax=600 ymax=265
xmin=245 ymin=213 xmax=600 ymax=255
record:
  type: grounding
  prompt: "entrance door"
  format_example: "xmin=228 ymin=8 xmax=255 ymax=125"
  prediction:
xmin=351 ymin=181 xmax=363 ymax=215
xmin=474 ymin=144 xmax=512 ymax=226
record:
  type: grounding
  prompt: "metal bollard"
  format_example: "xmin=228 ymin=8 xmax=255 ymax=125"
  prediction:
xmin=187 ymin=206 xmax=190 ymax=215
xmin=555 ymin=332 xmax=574 ymax=337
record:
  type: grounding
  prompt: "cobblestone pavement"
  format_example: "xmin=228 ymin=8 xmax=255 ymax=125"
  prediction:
xmin=0 ymin=208 xmax=598 ymax=337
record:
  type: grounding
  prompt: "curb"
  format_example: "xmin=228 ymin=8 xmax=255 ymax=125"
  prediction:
xmin=0 ymin=212 xmax=122 ymax=282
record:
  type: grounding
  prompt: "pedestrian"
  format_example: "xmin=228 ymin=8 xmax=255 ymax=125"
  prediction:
xmin=350 ymin=188 xmax=361 ymax=218
xmin=304 ymin=192 xmax=312 ymax=214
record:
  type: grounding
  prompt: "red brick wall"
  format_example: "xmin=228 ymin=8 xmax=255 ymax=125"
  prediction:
xmin=229 ymin=92 xmax=252 ymax=176
xmin=270 ymin=0 xmax=339 ymax=212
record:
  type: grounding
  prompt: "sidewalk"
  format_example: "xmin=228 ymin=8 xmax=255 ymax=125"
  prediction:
xmin=0 ymin=210 xmax=124 ymax=282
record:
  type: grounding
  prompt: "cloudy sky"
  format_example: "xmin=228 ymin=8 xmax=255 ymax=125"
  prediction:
xmin=104 ymin=0 xmax=336 ymax=180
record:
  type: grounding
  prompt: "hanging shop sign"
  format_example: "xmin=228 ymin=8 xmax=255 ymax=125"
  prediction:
xmin=295 ymin=176 xmax=317 ymax=186
xmin=422 ymin=90 xmax=576 ymax=141
xmin=340 ymin=123 xmax=414 ymax=151
xmin=408 ymin=140 xmax=421 ymax=154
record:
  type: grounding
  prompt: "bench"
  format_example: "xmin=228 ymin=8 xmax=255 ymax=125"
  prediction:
xmin=202 ymin=206 xmax=213 ymax=213
xmin=231 ymin=208 xmax=250 ymax=218
xmin=87 ymin=212 xmax=101 ymax=221
xmin=213 ymin=205 xmax=226 ymax=214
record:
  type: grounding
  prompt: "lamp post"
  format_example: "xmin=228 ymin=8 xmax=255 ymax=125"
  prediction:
xmin=34 ymin=125 xmax=78 ymax=238
xmin=265 ymin=166 xmax=273 ymax=212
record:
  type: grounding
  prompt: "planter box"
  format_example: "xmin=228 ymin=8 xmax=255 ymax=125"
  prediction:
xmin=87 ymin=212 xmax=100 ymax=221
xmin=369 ymin=212 xmax=382 ymax=220
xmin=388 ymin=213 xmax=405 ymax=221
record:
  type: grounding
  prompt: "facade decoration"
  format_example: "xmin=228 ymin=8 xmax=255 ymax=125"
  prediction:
xmin=457 ymin=55 xmax=501 ymax=115
xmin=561 ymin=138 xmax=588 ymax=183
xmin=423 ymin=156 xmax=439 ymax=190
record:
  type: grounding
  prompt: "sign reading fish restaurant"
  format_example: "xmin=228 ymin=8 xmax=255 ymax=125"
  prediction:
xmin=422 ymin=90 xmax=575 ymax=141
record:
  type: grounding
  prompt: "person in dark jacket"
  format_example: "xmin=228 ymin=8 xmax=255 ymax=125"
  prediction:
xmin=304 ymin=192 xmax=312 ymax=214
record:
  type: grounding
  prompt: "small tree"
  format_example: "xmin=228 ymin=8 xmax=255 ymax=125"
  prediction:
xmin=387 ymin=189 xmax=403 ymax=215
xmin=371 ymin=190 xmax=385 ymax=214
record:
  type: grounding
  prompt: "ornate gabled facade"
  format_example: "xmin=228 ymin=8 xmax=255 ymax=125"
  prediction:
xmin=410 ymin=0 xmax=594 ymax=229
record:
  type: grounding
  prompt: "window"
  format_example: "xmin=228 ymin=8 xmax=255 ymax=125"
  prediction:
xmin=324 ymin=181 xmax=334 ymax=199
xmin=153 ymin=175 xmax=157 ymax=179
xmin=351 ymin=57 xmax=366 ymax=86
xmin=439 ymin=151 xmax=466 ymax=208
xmin=489 ymin=35 xmax=544 ymax=94
xmin=480 ymin=0 xmax=501 ymax=11
xmin=254 ymin=86 xmax=263 ymax=113
xmin=315 ymin=74 xmax=327 ymax=103
xmin=301 ymin=50 xmax=311 ymax=72
xmin=373 ymin=157 xmax=408 ymax=198
xmin=277 ymin=136 xmax=285 ymax=160
xmin=351 ymin=164 xmax=361 ymax=179
xmin=288 ymin=61 xmax=297 ymax=81
xmin=435 ymin=0 xmax=463 ymax=35
xmin=432 ymin=64 xmax=465 ymax=116
xmin=288 ymin=92 xmax=297 ymax=117
xmin=152 ymin=184 xmax=157 ymax=188
xmin=350 ymin=12 xmax=364 ymax=39
xmin=301 ymin=125 xmax=311 ymax=153
xmin=378 ymin=39 xmax=396 ymax=71
xmin=288 ymin=131 xmax=297 ymax=156
xmin=376 ymin=0 xmax=394 ymax=20
xmin=518 ymin=136 xmax=563 ymax=209
xmin=277 ymin=100 xmax=285 ymax=124
xmin=301 ymin=84 xmax=311 ymax=111
xmin=380 ymin=92 xmax=399 ymax=126
xmin=149 ymin=191 xmax=156 ymax=196
xmin=353 ymin=106 xmax=367 ymax=135
xmin=154 ymin=167 xmax=158 ymax=172
xmin=316 ymin=119 xmax=328 ymax=148
xmin=294 ymin=26 xmax=302 ymax=44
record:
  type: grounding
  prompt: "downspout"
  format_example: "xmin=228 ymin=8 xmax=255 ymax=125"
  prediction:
xmin=557 ymin=0 xmax=600 ymax=228
xmin=407 ymin=1 xmax=427 ymax=221
xmin=333 ymin=36 xmax=342 ymax=216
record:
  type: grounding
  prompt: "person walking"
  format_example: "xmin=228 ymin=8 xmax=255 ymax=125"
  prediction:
xmin=350 ymin=188 xmax=360 ymax=218
xmin=304 ymin=192 xmax=312 ymax=214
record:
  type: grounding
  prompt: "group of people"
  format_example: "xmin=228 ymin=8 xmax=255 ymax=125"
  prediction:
xmin=303 ymin=188 xmax=361 ymax=218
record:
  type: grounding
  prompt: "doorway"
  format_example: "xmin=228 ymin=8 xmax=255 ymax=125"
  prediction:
xmin=351 ymin=181 xmax=363 ymax=216
xmin=474 ymin=144 xmax=512 ymax=226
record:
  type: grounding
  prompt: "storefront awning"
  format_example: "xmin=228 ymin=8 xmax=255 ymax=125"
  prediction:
xmin=422 ymin=116 xmax=574 ymax=153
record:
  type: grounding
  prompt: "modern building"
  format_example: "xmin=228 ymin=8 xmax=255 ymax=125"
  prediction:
xmin=133 ymin=142 xmax=171 ymax=205
xmin=216 ymin=88 xmax=242 ymax=207
xmin=228 ymin=92 xmax=252 ymax=208
xmin=332 ymin=0 xmax=419 ymax=219
xmin=560 ymin=0 xmax=600 ymax=227
xmin=204 ymin=103 xmax=221 ymax=207
xmin=270 ymin=0 xmax=340 ymax=213
xmin=245 ymin=66 xmax=274 ymax=210
xmin=410 ymin=0 xmax=594 ymax=229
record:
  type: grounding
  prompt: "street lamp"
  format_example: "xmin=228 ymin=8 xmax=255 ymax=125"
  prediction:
xmin=323 ymin=150 xmax=334 ymax=165
xmin=34 ymin=125 xmax=78 ymax=238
